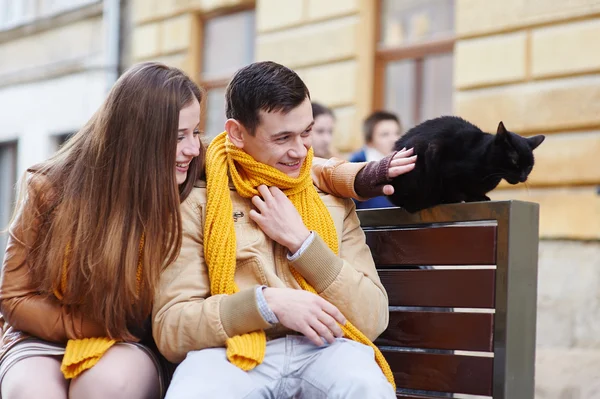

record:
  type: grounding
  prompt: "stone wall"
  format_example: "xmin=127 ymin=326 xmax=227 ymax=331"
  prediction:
xmin=455 ymin=1 xmax=600 ymax=397
xmin=255 ymin=0 xmax=371 ymax=152
xmin=536 ymin=240 xmax=600 ymax=398
xmin=454 ymin=0 xmax=600 ymax=240
xmin=0 ymin=1 xmax=110 ymax=176
xmin=131 ymin=0 xmax=374 ymax=152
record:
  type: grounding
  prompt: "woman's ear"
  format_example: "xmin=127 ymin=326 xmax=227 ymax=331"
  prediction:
xmin=225 ymin=119 xmax=245 ymax=149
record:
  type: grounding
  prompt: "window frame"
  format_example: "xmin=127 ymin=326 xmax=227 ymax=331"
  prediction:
xmin=191 ymin=3 xmax=256 ymax=136
xmin=0 ymin=140 xmax=18 ymax=253
xmin=373 ymin=0 xmax=455 ymax=125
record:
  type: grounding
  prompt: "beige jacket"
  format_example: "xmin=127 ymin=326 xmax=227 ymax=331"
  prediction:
xmin=152 ymin=177 xmax=389 ymax=363
xmin=0 ymin=158 xmax=368 ymax=361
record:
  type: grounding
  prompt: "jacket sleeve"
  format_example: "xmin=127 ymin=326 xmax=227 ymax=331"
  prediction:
xmin=289 ymin=199 xmax=389 ymax=341
xmin=152 ymin=189 xmax=271 ymax=364
xmin=311 ymin=157 xmax=369 ymax=201
xmin=0 ymin=174 xmax=106 ymax=343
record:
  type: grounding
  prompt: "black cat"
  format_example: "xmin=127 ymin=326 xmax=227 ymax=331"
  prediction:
xmin=388 ymin=116 xmax=545 ymax=213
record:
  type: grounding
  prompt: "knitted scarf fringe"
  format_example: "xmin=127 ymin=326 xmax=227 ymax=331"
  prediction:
xmin=55 ymin=234 xmax=145 ymax=379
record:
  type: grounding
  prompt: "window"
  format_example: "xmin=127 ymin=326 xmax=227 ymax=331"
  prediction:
xmin=38 ymin=0 xmax=99 ymax=19
xmin=54 ymin=132 xmax=75 ymax=151
xmin=0 ymin=0 xmax=98 ymax=31
xmin=0 ymin=142 xmax=17 ymax=254
xmin=0 ymin=0 xmax=35 ymax=30
xmin=374 ymin=0 xmax=455 ymax=131
xmin=199 ymin=9 xmax=255 ymax=141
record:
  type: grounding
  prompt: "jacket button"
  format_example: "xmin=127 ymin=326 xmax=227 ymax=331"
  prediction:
xmin=233 ymin=211 xmax=244 ymax=221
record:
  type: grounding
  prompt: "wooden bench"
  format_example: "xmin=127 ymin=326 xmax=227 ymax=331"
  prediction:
xmin=358 ymin=200 xmax=539 ymax=399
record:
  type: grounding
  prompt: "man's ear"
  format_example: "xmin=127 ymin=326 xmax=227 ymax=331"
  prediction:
xmin=225 ymin=119 xmax=245 ymax=149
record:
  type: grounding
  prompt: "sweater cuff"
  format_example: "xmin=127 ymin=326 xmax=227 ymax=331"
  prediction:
xmin=220 ymin=287 xmax=272 ymax=338
xmin=353 ymin=152 xmax=396 ymax=199
xmin=331 ymin=161 xmax=369 ymax=201
xmin=290 ymin=233 xmax=343 ymax=293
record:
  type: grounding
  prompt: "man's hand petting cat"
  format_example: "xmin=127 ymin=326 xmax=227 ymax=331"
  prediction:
xmin=249 ymin=185 xmax=310 ymax=253
xmin=385 ymin=148 xmax=417 ymax=194
xmin=354 ymin=148 xmax=417 ymax=198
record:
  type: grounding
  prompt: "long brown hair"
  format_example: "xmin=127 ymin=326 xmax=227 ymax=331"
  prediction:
xmin=25 ymin=62 xmax=204 ymax=340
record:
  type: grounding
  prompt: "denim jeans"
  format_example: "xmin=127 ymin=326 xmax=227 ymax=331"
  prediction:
xmin=165 ymin=335 xmax=396 ymax=399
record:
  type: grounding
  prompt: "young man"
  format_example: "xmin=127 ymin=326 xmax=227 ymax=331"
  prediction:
xmin=350 ymin=111 xmax=404 ymax=209
xmin=310 ymin=101 xmax=336 ymax=158
xmin=349 ymin=111 xmax=402 ymax=163
xmin=152 ymin=62 xmax=403 ymax=399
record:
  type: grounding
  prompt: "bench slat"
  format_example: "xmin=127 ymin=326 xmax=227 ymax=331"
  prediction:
xmin=365 ymin=225 xmax=497 ymax=266
xmin=383 ymin=350 xmax=493 ymax=396
xmin=380 ymin=269 xmax=496 ymax=308
xmin=376 ymin=310 xmax=494 ymax=351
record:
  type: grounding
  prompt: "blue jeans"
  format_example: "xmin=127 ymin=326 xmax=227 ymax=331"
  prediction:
xmin=165 ymin=336 xmax=396 ymax=399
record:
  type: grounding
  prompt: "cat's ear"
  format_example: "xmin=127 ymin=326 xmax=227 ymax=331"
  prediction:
xmin=495 ymin=121 xmax=509 ymax=143
xmin=527 ymin=135 xmax=545 ymax=149
xmin=497 ymin=121 xmax=508 ymax=136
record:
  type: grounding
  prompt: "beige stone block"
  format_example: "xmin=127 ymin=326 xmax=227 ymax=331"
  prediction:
xmin=330 ymin=106 xmax=358 ymax=153
xmin=511 ymin=131 xmax=600 ymax=187
xmin=535 ymin=348 xmax=600 ymax=398
xmin=156 ymin=0 xmax=183 ymax=18
xmin=152 ymin=53 xmax=190 ymax=73
xmin=532 ymin=18 xmax=600 ymax=79
xmin=306 ymin=0 xmax=359 ymax=20
xmin=537 ymin=296 xmax=575 ymax=348
xmin=456 ymin=76 xmax=600 ymax=134
xmin=0 ymin=17 xmax=103 ymax=77
xmin=133 ymin=23 xmax=162 ymax=60
xmin=537 ymin=241 xmax=600 ymax=349
xmin=489 ymin=187 xmax=600 ymax=239
xmin=455 ymin=32 xmax=527 ymax=89
xmin=257 ymin=0 xmax=304 ymax=32
xmin=162 ymin=14 xmax=192 ymax=54
xmin=133 ymin=0 xmax=158 ymax=23
xmin=456 ymin=0 xmax=600 ymax=38
xmin=256 ymin=16 xmax=359 ymax=69
xmin=182 ymin=0 xmax=252 ymax=13
xmin=296 ymin=61 xmax=357 ymax=108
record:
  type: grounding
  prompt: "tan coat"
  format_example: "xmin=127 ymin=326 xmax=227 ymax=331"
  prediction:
xmin=152 ymin=176 xmax=389 ymax=364
xmin=0 ymin=158 xmax=368 ymax=361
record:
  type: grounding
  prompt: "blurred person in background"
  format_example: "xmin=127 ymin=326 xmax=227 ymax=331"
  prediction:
xmin=311 ymin=102 xmax=336 ymax=159
xmin=349 ymin=111 xmax=402 ymax=163
xmin=350 ymin=111 xmax=407 ymax=209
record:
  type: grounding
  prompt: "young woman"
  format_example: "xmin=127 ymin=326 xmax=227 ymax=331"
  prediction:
xmin=0 ymin=62 xmax=414 ymax=399
xmin=0 ymin=62 xmax=203 ymax=399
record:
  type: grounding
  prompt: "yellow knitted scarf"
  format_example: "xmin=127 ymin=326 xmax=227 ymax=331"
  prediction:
xmin=204 ymin=131 xmax=395 ymax=389
xmin=54 ymin=234 xmax=145 ymax=379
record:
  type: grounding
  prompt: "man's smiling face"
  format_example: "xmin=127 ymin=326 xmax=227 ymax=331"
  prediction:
xmin=237 ymin=97 xmax=313 ymax=178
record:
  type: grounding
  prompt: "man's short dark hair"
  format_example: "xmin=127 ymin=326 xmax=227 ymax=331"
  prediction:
xmin=362 ymin=111 xmax=401 ymax=143
xmin=311 ymin=102 xmax=334 ymax=120
xmin=226 ymin=61 xmax=310 ymax=135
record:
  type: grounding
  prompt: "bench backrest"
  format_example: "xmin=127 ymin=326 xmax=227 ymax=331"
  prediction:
xmin=358 ymin=200 xmax=539 ymax=399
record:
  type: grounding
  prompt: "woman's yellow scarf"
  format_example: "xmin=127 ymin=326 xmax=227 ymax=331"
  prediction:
xmin=54 ymin=235 xmax=145 ymax=379
xmin=204 ymin=131 xmax=395 ymax=389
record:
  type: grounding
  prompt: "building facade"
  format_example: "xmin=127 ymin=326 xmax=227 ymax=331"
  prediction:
xmin=0 ymin=0 xmax=126 ymax=251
